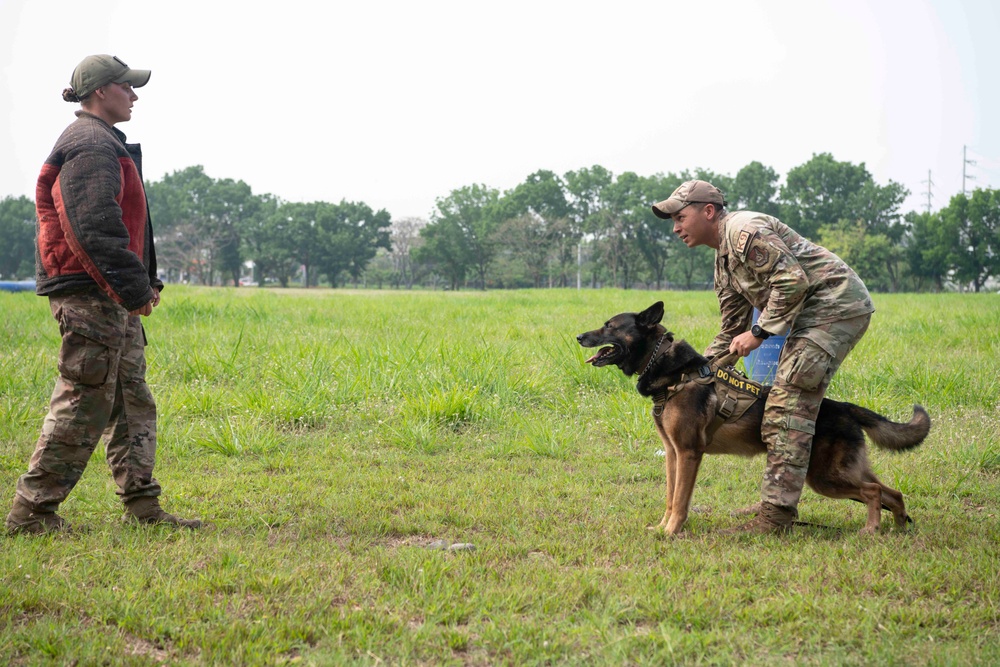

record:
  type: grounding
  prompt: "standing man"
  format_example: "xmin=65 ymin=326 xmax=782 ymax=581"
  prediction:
xmin=652 ymin=180 xmax=874 ymax=534
xmin=5 ymin=55 xmax=200 ymax=534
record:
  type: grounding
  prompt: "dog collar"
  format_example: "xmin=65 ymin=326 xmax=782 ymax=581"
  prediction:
xmin=638 ymin=333 xmax=669 ymax=381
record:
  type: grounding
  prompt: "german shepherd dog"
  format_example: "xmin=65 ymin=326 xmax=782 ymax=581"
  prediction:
xmin=577 ymin=301 xmax=930 ymax=536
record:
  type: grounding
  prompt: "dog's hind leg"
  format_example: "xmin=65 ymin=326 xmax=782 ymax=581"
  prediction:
xmin=856 ymin=470 xmax=911 ymax=533
xmin=858 ymin=482 xmax=884 ymax=534
xmin=872 ymin=477 xmax=909 ymax=530
xmin=810 ymin=474 xmax=904 ymax=534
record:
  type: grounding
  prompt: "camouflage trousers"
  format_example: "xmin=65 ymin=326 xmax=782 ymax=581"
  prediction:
xmin=13 ymin=292 xmax=161 ymax=512
xmin=760 ymin=313 xmax=872 ymax=509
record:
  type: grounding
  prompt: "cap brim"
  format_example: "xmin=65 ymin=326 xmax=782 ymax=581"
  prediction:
xmin=114 ymin=68 xmax=151 ymax=87
xmin=651 ymin=199 xmax=683 ymax=219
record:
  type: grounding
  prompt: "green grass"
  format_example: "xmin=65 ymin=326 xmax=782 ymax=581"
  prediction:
xmin=1 ymin=287 xmax=999 ymax=665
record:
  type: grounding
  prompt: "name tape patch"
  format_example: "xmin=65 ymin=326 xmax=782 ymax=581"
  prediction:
xmin=716 ymin=367 xmax=763 ymax=397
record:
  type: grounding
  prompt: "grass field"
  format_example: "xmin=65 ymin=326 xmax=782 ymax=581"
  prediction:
xmin=1 ymin=287 xmax=999 ymax=666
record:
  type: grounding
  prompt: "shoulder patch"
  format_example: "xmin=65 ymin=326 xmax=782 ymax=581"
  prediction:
xmin=743 ymin=235 xmax=780 ymax=273
xmin=735 ymin=230 xmax=752 ymax=255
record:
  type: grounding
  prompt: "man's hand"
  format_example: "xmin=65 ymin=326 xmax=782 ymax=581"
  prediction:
xmin=729 ymin=331 xmax=764 ymax=357
xmin=129 ymin=302 xmax=153 ymax=317
xmin=129 ymin=289 xmax=161 ymax=317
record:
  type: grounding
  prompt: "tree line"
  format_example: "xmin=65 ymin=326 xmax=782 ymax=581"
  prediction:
xmin=1 ymin=153 xmax=998 ymax=291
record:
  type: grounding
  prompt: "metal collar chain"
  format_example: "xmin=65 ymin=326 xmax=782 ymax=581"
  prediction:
xmin=639 ymin=333 xmax=668 ymax=381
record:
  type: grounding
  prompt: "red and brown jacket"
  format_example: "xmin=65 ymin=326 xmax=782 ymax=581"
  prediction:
xmin=35 ymin=111 xmax=161 ymax=312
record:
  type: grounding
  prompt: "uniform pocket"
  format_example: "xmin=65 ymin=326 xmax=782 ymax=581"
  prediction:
xmin=58 ymin=331 xmax=112 ymax=386
xmin=51 ymin=294 xmax=127 ymax=349
xmin=784 ymin=339 xmax=831 ymax=391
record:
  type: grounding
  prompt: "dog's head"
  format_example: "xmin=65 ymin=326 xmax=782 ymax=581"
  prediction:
xmin=577 ymin=301 xmax=668 ymax=376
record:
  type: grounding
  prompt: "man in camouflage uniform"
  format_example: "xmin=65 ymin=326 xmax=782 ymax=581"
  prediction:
xmin=652 ymin=180 xmax=873 ymax=534
xmin=5 ymin=55 xmax=200 ymax=534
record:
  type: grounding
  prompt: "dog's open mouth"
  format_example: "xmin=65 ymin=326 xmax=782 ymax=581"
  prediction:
xmin=586 ymin=345 xmax=620 ymax=366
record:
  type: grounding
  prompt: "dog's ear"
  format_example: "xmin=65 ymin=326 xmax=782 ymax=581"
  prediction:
xmin=637 ymin=301 xmax=664 ymax=328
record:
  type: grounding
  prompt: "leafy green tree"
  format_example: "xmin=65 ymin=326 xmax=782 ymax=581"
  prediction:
xmin=146 ymin=166 xmax=215 ymax=284
xmin=778 ymin=154 xmax=910 ymax=290
xmin=504 ymin=169 xmax=571 ymax=221
xmin=493 ymin=214 xmax=554 ymax=288
xmin=0 ymin=195 xmax=36 ymax=279
xmin=731 ymin=161 xmax=780 ymax=216
xmin=502 ymin=170 xmax=574 ymax=286
xmin=943 ymin=189 xmax=1000 ymax=292
xmin=280 ymin=202 xmax=323 ymax=287
xmin=668 ymin=245 xmax=715 ymax=290
xmin=239 ymin=193 xmax=286 ymax=286
xmin=780 ymin=153 xmax=873 ymax=239
xmin=206 ymin=178 xmax=260 ymax=286
xmin=635 ymin=172 xmax=684 ymax=289
xmin=314 ymin=200 xmax=391 ymax=286
xmin=597 ymin=171 xmax=660 ymax=288
xmin=564 ymin=166 xmax=615 ymax=287
xmin=563 ymin=165 xmax=614 ymax=224
xmin=414 ymin=216 xmax=471 ymax=290
xmin=819 ymin=220 xmax=896 ymax=291
xmin=905 ymin=210 xmax=951 ymax=291
xmin=423 ymin=184 xmax=502 ymax=290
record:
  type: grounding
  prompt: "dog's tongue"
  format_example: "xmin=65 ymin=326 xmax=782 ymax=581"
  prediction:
xmin=586 ymin=346 xmax=613 ymax=364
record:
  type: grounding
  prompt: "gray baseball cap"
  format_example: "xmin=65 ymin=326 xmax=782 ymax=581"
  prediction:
xmin=651 ymin=180 xmax=727 ymax=219
xmin=70 ymin=55 xmax=150 ymax=98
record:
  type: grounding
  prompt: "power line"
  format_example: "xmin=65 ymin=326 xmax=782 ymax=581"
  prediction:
xmin=921 ymin=169 xmax=933 ymax=213
xmin=963 ymin=145 xmax=977 ymax=195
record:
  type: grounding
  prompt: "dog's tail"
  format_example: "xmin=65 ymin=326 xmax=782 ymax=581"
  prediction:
xmin=849 ymin=404 xmax=931 ymax=452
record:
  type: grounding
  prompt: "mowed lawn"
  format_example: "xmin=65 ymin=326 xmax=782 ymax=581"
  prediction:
xmin=1 ymin=287 xmax=998 ymax=666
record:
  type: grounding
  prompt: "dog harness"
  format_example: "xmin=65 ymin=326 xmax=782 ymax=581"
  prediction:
xmin=651 ymin=357 xmax=763 ymax=435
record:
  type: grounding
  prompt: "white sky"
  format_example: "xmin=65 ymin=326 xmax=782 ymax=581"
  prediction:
xmin=1 ymin=0 xmax=997 ymax=221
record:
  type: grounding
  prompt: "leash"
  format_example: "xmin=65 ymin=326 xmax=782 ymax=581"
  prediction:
xmin=791 ymin=520 xmax=839 ymax=531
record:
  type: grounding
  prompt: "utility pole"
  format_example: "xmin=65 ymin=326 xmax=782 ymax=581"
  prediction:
xmin=921 ymin=169 xmax=933 ymax=213
xmin=576 ymin=243 xmax=582 ymax=290
xmin=963 ymin=145 xmax=977 ymax=195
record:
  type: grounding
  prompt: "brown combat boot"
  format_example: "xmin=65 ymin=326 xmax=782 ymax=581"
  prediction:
xmin=721 ymin=501 xmax=796 ymax=535
xmin=729 ymin=502 xmax=798 ymax=520
xmin=5 ymin=497 xmax=73 ymax=535
xmin=123 ymin=497 xmax=202 ymax=529
xmin=729 ymin=502 xmax=762 ymax=517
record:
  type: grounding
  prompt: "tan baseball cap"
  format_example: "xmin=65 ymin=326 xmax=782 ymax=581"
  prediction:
xmin=651 ymin=180 xmax=727 ymax=219
xmin=70 ymin=55 xmax=151 ymax=98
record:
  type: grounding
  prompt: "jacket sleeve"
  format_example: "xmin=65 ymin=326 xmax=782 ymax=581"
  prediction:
xmin=705 ymin=279 xmax=753 ymax=359
xmin=741 ymin=230 xmax=809 ymax=336
xmin=55 ymin=142 xmax=154 ymax=311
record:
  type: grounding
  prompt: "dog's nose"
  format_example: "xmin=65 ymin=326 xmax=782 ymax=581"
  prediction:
xmin=576 ymin=333 xmax=584 ymax=343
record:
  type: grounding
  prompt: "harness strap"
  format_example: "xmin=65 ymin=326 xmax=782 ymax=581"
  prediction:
xmin=651 ymin=365 xmax=713 ymax=417
xmin=718 ymin=395 xmax=738 ymax=419
xmin=651 ymin=355 xmax=761 ymax=432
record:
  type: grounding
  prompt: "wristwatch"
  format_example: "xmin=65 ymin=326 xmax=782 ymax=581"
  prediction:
xmin=750 ymin=324 xmax=771 ymax=340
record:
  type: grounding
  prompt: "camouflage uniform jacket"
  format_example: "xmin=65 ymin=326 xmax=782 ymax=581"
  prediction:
xmin=704 ymin=211 xmax=874 ymax=359
xmin=34 ymin=111 xmax=162 ymax=312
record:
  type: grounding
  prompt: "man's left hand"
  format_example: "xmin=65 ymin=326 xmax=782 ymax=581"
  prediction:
xmin=729 ymin=331 xmax=764 ymax=357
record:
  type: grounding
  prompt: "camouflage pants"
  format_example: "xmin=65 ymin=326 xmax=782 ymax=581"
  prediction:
xmin=760 ymin=313 xmax=872 ymax=509
xmin=14 ymin=292 xmax=161 ymax=512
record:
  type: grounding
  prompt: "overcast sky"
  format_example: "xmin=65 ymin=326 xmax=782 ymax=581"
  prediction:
xmin=2 ymin=0 xmax=997 ymax=221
